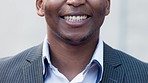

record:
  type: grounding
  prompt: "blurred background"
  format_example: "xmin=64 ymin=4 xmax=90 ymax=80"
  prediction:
xmin=0 ymin=0 xmax=148 ymax=62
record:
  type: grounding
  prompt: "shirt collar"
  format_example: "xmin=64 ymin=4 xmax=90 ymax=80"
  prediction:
xmin=42 ymin=36 xmax=50 ymax=75
xmin=88 ymin=36 xmax=104 ymax=81
xmin=42 ymin=35 xmax=104 ymax=81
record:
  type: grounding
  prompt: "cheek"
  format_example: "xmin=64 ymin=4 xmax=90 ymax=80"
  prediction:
xmin=88 ymin=0 xmax=106 ymax=11
xmin=43 ymin=0 xmax=66 ymax=21
xmin=89 ymin=0 xmax=106 ymax=19
xmin=44 ymin=0 xmax=65 ymax=10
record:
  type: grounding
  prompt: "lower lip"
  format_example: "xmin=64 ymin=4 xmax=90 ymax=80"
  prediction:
xmin=61 ymin=18 xmax=90 ymax=28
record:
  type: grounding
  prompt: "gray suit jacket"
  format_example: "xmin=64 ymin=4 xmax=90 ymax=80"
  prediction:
xmin=0 ymin=43 xmax=148 ymax=83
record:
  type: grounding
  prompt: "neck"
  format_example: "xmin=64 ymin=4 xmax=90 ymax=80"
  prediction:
xmin=47 ymin=34 xmax=99 ymax=81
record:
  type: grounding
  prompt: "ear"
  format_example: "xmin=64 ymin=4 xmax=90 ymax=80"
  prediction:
xmin=105 ymin=0 xmax=110 ymax=16
xmin=36 ymin=0 xmax=44 ymax=17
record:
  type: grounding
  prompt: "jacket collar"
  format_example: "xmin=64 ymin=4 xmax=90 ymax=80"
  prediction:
xmin=23 ymin=44 xmax=44 ymax=83
xmin=100 ymin=43 xmax=124 ymax=83
xmin=103 ymin=43 xmax=122 ymax=67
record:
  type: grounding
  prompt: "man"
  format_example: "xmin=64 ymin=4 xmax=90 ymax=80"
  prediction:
xmin=0 ymin=0 xmax=148 ymax=83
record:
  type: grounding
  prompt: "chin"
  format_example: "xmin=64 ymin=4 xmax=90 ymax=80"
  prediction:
xmin=61 ymin=34 xmax=92 ymax=46
xmin=57 ymin=29 xmax=98 ymax=46
xmin=64 ymin=39 xmax=85 ymax=46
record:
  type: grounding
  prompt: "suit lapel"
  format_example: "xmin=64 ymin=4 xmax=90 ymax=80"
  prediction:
xmin=100 ymin=43 xmax=125 ymax=83
xmin=21 ymin=43 xmax=125 ymax=83
xmin=23 ymin=44 xmax=44 ymax=83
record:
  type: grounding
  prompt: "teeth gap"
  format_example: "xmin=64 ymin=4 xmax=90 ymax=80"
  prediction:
xmin=61 ymin=16 xmax=65 ymax=19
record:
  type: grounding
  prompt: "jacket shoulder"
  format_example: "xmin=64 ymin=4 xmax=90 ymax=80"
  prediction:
xmin=0 ymin=44 xmax=42 ymax=82
xmin=104 ymin=43 xmax=148 ymax=82
xmin=0 ymin=46 xmax=35 ymax=66
xmin=113 ymin=48 xmax=148 ymax=82
xmin=114 ymin=49 xmax=148 ymax=69
xmin=104 ymin=43 xmax=148 ymax=69
xmin=0 ymin=44 xmax=42 ymax=64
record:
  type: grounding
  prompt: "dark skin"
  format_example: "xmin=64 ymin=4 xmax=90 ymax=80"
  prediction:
xmin=36 ymin=0 xmax=110 ymax=81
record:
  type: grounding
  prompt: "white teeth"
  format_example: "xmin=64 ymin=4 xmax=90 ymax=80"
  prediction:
xmin=64 ymin=16 xmax=87 ymax=22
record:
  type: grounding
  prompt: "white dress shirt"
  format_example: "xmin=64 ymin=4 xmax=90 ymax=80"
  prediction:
xmin=42 ymin=36 xmax=104 ymax=83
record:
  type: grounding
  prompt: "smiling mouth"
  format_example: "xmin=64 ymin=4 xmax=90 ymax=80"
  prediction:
xmin=60 ymin=15 xmax=91 ymax=22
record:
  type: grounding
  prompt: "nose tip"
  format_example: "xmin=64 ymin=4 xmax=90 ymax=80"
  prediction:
xmin=66 ymin=0 xmax=86 ymax=7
